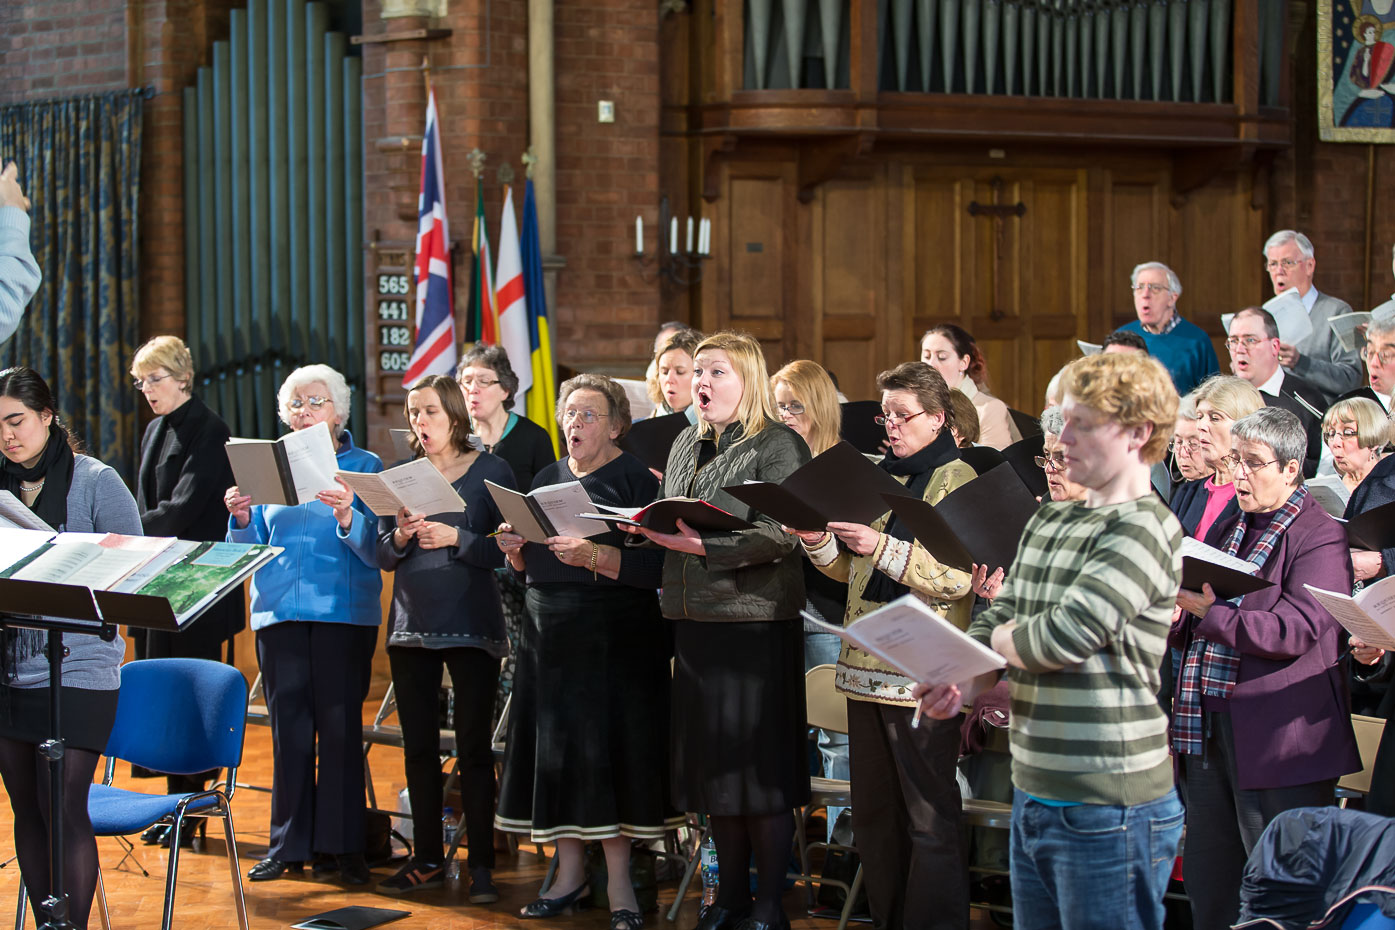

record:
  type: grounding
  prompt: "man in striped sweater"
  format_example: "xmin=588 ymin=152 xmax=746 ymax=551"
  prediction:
xmin=916 ymin=353 xmax=1184 ymax=930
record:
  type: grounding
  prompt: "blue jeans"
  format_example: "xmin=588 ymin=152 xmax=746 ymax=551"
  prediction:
xmin=1009 ymin=788 xmax=1183 ymax=930
xmin=804 ymin=630 xmax=850 ymax=840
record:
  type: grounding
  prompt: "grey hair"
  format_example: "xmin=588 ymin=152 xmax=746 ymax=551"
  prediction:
xmin=1368 ymin=312 xmax=1395 ymax=342
xmin=278 ymin=364 xmax=352 ymax=428
xmin=1129 ymin=261 xmax=1182 ymax=296
xmin=1262 ymin=229 xmax=1315 ymax=261
xmin=1040 ymin=405 xmax=1064 ymax=436
xmin=456 ymin=343 xmax=521 ymax=410
xmin=1230 ymin=406 xmax=1307 ymax=485
xmin=1178 ymin=391 xmax=1199 ymax=421
xmin=556 ymin=372 xmax=633 ymax=440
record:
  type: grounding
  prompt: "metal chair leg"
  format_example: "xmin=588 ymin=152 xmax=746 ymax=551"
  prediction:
xmin=14 ymin=881 xmax=25 ymax=930
xmin=666 ymin=823 xmax=708 ymax=923
xmin=95 ymin=865 xmax=111 ymax=930
xmin=838 ymin=864 xmax=864 ymax=930
xmin=221 ymin=805 xmax=250 ymax=930
xmin=109 ymin=834 xmax=147 ymax=876
xmin=162 ymin=811 xmax=185 ymax=930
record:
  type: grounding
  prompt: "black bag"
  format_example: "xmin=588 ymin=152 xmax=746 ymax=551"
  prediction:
xmin=815 ymin=810 xmax=870 ymax=918
xmin=364 ymin=809 xmax=409 ymax=867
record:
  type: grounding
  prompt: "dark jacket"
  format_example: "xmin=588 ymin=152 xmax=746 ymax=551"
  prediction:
xmin=1169 ymin=476 xmax=1241 ymax=539
xmin=377 ymin=452 xmax=514 ymax=656
xmin=658 ymin=419 xmax=810 ymax=622
xmin=1346 ymin=452 xmax=1395 ymax=577
xmin=1264 ymin=372 xmax=1325 ymax=478
xmin=1235 ymin=807 xmax=1395 ymax=930
xmin=136 ymin=394 xmax=244 ymax=646
xmin=1172 ymin=495 xmax=1360 ymax=789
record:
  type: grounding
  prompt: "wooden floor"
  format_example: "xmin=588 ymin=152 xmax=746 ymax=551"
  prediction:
xmin=0 ymin=702 xmax=1003 ymax=930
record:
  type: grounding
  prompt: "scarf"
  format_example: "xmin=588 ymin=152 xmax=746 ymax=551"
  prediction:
xmin=0 ymin=421 xmax=76 ymax=677
xmin=862 ymin=429 xmax=960 ymax=604
xmin=1173 ymin=486 xmax=1309 ymax=755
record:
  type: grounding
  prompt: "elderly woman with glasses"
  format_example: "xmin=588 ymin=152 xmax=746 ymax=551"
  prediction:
xmin=225 ymin=364 xmax=384 ymax=885
xmin=1170 ymin=406 xmax=1360 ymax=930
xmin=1170 ymin=393 xmax=1210 ymax=484
xmin=790 ymin=361 xmax=977 ymax=930
xmin=1323 ymin=397 xmax=1390 ymax=495
xmin=494 ymin=374 xmax=676 ymax=929
xmin=1169 ymin=376 xmax=1264 ymax=541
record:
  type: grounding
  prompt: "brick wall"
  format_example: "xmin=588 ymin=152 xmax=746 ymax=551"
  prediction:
xmin=0 ymin=0 xmax=129 ymax=100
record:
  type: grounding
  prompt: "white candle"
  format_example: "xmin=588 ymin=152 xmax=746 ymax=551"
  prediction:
xmin=699 ymin=218 xmax=710 ymax=255
xmin=669 ymin=218 xmax=678 ymax=255
xmin=686 ymin=217 xmax=694 ymax=254
xmin=635 ymin=216 xmax=643 ymax=255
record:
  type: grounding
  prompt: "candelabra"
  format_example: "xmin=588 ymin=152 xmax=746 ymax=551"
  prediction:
xmin=633 ymin=195 xmax=712 ymax=287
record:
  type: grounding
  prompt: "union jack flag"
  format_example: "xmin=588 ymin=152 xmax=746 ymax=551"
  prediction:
xmin=403 ymin=87 xmax=456 ymax=388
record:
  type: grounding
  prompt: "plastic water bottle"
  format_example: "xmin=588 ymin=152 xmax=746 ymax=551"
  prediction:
xmin=442 ymin=807 xmax=458 ymax=849
xmin=699 ymin=834 xmax=719 ymax=912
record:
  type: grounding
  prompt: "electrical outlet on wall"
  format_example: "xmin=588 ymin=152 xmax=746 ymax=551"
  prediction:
xmin=597 ymin=100 xmax=615 ymax=123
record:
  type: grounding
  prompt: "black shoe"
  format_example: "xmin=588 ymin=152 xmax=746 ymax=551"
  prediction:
xmin=311 ymin=855 xmax=338 ymax=878
xmin=161 ymin=819 xmax=203 ymax=851
xmin=247 ymin=857 xmax=303 ymax=882
xmin=337 ymin=853 xmax=371 ymax=886
xmin=518 ymin=881 xmax=591 ymax=919
xmin=695 ymin=904 xmax=751 ymax=930
xmin=141 ymin=824 xmax=170 ymax=846
xmin=733 ymin=918 xmax=790 ymax=930
xmin=468 ymin=866 xmax=499 ymax=904
xmin=611 ymin=908 xmax=644 ymax=930
xmin=376 ymin=860 xmax=444 ymax=895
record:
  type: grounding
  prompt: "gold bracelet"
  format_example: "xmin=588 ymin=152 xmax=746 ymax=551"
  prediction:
xmin=589 ymin=541 xmax=599 ymax=579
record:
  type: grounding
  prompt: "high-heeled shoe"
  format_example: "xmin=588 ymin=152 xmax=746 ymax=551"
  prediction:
xmin=140 ymin=824 xmax=169 ymax=846
xmin=161 ymin=818 xmax=205 ymax=852
xmin=694 ymin=904 xmax=752 ymax=930
xmin=611 ymin=908 xmax=644 ymax=930
xmin=518 ymin=881 xmax=591 ymax=919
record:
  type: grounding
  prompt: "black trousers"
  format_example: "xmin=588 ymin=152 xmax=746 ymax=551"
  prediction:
xmin=387 ymin=645 xmax=499 ymax=869
xmin=1181 ymin=712 xmax=1336 ymax=930
xmin=847 ymin=699 xmax=969 ymax=930
xmin=256 ymin=621 xmax=377 ymax=860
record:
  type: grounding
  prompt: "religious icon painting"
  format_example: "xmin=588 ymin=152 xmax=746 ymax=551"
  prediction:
xmin=1320 ymin=0 xmax=1395 ymax=140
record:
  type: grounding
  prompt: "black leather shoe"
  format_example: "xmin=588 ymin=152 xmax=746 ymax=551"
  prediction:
xmin=733 ymin=917 xmax=790 ymax=930
xmin=247 ymin=857 xmax=303 ymax=882
xmin=311 ymin=855 xmax=338 ymax=878
xmin=337 ymin=853 xmax=371 ymax=886
xmin=140 ymin=824 xmax=169 ymax=846
xmin=694 ymin=905 xmax=751 ymax=930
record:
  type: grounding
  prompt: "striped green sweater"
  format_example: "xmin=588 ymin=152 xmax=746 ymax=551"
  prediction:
xmin=968 ymin=495 xmax=1183 ymax=806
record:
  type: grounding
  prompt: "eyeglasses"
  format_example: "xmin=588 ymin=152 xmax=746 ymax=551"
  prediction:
xmin=1170 ymin=438 xmax=1201 ymax=454
xmin=1034 ymin=454 xmax=1066 ymax=473
xmin=1322 ymin=427 xmax=1360 ymax=443
xmin=874 ymin=410 xmax=929 ymax=427
xmin=1225 ymin=335 xmax=1267 ymax=350
xmin=776 ymin=401 xmax=806 ymax=417
xmin=561 ymin=409 xmax=609 ymax=424
xmin=1265 ymin=258 xmax=1306 ymax=272
xmin=132 ymin=373 xmax=171 ymax=391
xmin=1131 ymin=283 xmax=1170 ymax=295
xmin=1363 ymin=346 xmax=1395 ymax=366
xmin=458 ymin=376 xmax=501 ymax=389
xmin=1221 ymin=451 xmax=1279 ymax=474
xmin=288 ymin=396 xmax=330 ymax=411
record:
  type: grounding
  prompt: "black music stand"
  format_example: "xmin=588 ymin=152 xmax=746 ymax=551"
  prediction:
xmin=0 ymin=577 xmax=222 ymax=930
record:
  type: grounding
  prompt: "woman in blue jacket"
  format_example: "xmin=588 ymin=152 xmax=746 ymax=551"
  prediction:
xmin=373 ymin=374 xmax=514 ymax=904
xmin=225 ymin=364 xmax=383 ymax=885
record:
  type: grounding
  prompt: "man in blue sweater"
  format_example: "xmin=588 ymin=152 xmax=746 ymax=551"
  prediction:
xmin=0 ymin=161 xmax=37 ymax=344
xmin=1118 ymin=261 xmax=1219 ymax=395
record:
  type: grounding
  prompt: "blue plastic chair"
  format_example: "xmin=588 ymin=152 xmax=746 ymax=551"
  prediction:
xmin=18 ymin=659 xmax=251 ymax=930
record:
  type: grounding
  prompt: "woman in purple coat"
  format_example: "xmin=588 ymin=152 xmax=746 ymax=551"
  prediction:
xmin=1171 ymin=406 xmax=1360 ymax=930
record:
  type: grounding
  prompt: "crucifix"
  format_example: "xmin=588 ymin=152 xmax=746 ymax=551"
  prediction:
xmin=967 ymin=177 xmax=1027 ymax=321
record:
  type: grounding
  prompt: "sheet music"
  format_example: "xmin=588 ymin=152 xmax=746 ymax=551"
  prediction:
xmin=1329 ymin=312 xmax=1372 ymax=353
xmin=110 ymin=539 xmax=200 ymax=594
xmin=529 ymin=481 xmax=602 ymax=539
xmin=0 ymin=527 xmax=53 ymax=572
xmin=0 ymin=491 xmax=55 ymax=532
xmin=1305 ymin=474 xmax=1351 ymax=518
xmin=1262 ymin=289 xmax=1314 ymax=345
xmin=19 ymin=534 xmax=175 ymax=590
xmin=337 ymin=458 xmax=465 ymax=517
xmin=281 ymin=421 xmax=341 ymax=503
xmin=1305 ymin=582 xmax=1395 ymax=651
xmin=1181 ymin=537 xmax=1259 ymax=576
xmin=613 ymin=378 xmax=657 ymax=422
xmin=800 ymin=594 xmax=1005 ymax=688
xmin=1076 ymin=340 xmax=1102 ymax=356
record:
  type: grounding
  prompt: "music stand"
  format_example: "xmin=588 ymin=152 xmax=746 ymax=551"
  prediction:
xmin=0 ymin=557 xmax=270 ymax=930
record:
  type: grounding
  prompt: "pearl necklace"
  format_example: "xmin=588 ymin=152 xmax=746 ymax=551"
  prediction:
xmin=19 ymin=479 xmax=44 ymax=492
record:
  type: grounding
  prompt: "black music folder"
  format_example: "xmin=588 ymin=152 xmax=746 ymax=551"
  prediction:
xmin=839 ymin=401 xmax=885 ymax=454
xmin=958 ymin=434 xmax=1048 ymax=500
xmin=1009 ymin=407 xmax=1043 ymax=438
xmin=879 ymin=463 xmax=1039 ymax=574
xmin=1179 ymin=538 xmax=1275 ymax=600
xmin=1345 ymin=499 xmax=1395 ymax=553
xmin=619 ymin=412 xmax=691 ymax=472
xmin=578 ymin=497 xmax=753 ymax=534
xmin=291 ymin=906 xmax=410 ymax=930
xmin=722 ymin=441 xmax=913 ymax=531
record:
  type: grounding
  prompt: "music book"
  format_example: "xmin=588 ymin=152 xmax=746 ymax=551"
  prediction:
xmin=336 ymin=458 xmax=466 ymax=517
xmin=839 ymin=401 xmax=885 ymax=455
xmin=960 ymin=435 xmax=1048 ymax=499
xmin=721 ymin=441 xmax=912 ymax=531
xmin=578 ymin=497 xmax=753 ymax=533
xmin=1344 ymin=499 xmax=1395 ymax=553
xmin=8 ymin=534 xmax=177 ymax=591
xmin=1076 ymin=340 xmax=1102 ymax=356
xmin=485 ymin=479 xmax=603 ymax=543
xmin=1305 ymin=474 xmax=1351 ymax=519
xmin=0 ymin=491 xmax=54 ymax=532
xmin=225 ymin=421 xmax=339 ymax=506
xmin=1180 ymin=537 xmax=1274 ymax=600
xmin=290 ymin=906 xmax=410 ymax=930
xmin=619 ymin=412 xmax=690 ymax=472
xmin=1305 ymin=577 xmax=1395 ymax=651
xmin=800 ymin=593 xmax=1006 ymax=690
xmin=879 ymin=463 xmax=1039 ymax=574
xmin=1260 ymin=289 xmax=1314 ymax=345
xmin=613 ymin=378 xmax=657 ymax=422
xmin=1329 ymin=312 xmax=1373 ymax=353
xmin=1008 ymin=407 xmax=1044 ymax=437
xmin=388 ymin=428 xmax=415 ymax=462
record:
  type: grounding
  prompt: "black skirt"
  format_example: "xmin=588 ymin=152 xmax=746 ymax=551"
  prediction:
xmin=0 ymin=685 xmax=119 ymax=753
xmin=671 ymin=617 xmax=810 ymax=816
xmin=496 ymin=583 xmax=682 ymax=841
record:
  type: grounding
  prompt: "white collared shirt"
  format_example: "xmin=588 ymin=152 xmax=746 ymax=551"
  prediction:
xmin=1256 ymin=367 xmax=1285 ymax=398
xmin=1300 ymin=286 xmax=1320 ymax=313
